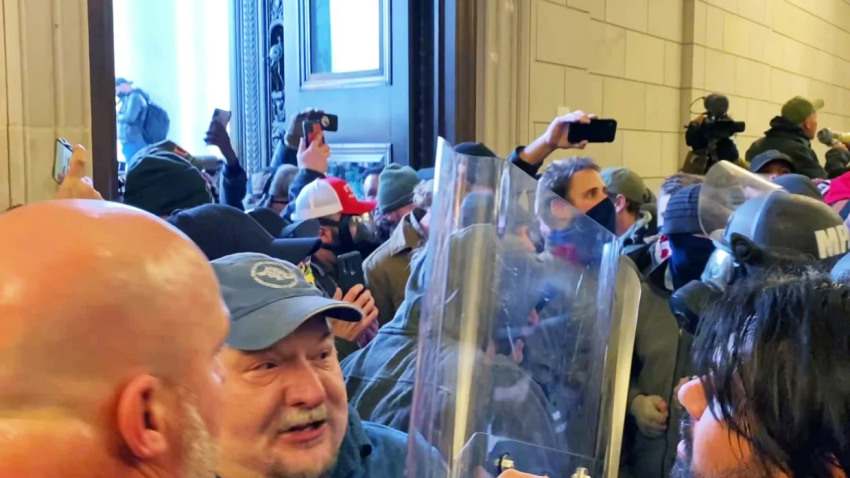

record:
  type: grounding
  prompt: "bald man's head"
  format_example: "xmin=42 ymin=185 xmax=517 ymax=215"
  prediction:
xmin=0 ymin=200 xmax=229 ymax=478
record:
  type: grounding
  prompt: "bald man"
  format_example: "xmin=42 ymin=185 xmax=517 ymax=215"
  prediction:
xmin=0 ymin=200 xmax=229 ymax=478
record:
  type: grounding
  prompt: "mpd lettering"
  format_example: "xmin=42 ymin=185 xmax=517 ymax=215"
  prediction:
xmin=815 ymin=225 xmax=850 ymax=259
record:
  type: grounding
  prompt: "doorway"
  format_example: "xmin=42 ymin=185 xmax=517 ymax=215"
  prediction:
xmin=87 ymin=0 xmax=476 ymax=199
xmin=112 ymin=0 xmax=232 ymax=171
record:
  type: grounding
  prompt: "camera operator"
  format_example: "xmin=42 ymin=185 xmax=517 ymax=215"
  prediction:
xmin=745 ymin=96 xmax=848 ymax=179
xmin=670 ymin=163 xmax=848 ymax=336
xmin=682 ymin=94 xmax=745 ymax=175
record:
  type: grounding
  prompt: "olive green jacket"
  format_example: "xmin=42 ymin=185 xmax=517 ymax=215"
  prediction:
xmin=363 ymin=211 xmax=426 ymax=327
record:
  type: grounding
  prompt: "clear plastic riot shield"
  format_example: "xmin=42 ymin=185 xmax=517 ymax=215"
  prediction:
xmin=406 ymin=140 xmax=628 ymax=478
xmin=698 ymin=161 xmax=781 ymax=241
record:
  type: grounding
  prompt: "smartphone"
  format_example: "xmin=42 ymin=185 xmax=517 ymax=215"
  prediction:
xmin=318 ymin=113 xmax=338 ymax=132
xmin=336 ymin=251 xmax=365 ymax=296
xmin=213 ymin=108 xmax=231 ymax=127
xmin=53 ymin=138 xmax=73 ymax=183
xmin=567 ymin=119 xmax=618 ymax=144
xmin=303 ymin=120 xmax=325 ymax=147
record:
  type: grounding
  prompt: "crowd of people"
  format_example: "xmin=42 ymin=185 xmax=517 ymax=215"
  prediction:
xmin=4 ymin=88 xmax=850 ymax=478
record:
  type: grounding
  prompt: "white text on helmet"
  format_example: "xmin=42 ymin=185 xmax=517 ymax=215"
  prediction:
xmin=815 ymin=225 xmax=850 ymax=259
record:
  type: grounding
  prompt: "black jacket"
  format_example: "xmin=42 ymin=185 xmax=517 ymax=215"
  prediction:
xmin=745 ymin=116 xmax=840 ymax=179
xmin=508 ymin=147 xmax=542 ymax=179
xmin=219 ymin=162 xmax=248 ymax=211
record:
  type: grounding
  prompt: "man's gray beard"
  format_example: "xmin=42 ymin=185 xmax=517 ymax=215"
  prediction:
xmin=267 ymin=451 xmax=339 ymax=478
xmin=180 ymin=394 xmax=220 ymax=478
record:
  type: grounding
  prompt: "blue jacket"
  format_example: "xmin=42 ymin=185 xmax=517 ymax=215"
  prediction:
xmin=219 ymin=407 xmax=409 ymax=478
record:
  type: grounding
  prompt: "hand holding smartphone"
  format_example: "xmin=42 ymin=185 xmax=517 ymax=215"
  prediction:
xmin=302 ymin=113 xmax=338 ymax=147
xmin=567 ymin=119 xmax=618 ymax=144
xmin=303 ymin=120 xmax=324 ymax=148
xmin=336 ymin=251 xmax=366 ymax=295
xmin=213 ymin=109 xmax=231 ymax=127
xmin=53 ymin=139 xmax=73 ymax=184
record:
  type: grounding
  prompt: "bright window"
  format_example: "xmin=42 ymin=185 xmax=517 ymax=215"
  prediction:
xmin=113 ymin=0 xmax=231 ymax=161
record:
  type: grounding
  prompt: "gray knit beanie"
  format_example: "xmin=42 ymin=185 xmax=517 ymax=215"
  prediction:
xmin=378 ymin=164 xmax=419 ymax=213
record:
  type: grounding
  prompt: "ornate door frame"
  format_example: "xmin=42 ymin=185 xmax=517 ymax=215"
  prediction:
xmin=230 ymin=0 xmax=277 ymax=174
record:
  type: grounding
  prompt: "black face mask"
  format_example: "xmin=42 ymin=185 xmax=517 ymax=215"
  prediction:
xmin=585 ymin=198 xmax=618 ymax=235
xmin=667 ymin=233 xmax=716 ymax=290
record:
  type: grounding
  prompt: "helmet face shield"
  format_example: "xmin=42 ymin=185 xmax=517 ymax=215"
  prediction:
xmin=701 ymin=247 xmax=735 ymax=291
xmin=699 ymin=161 xmax=781 ymax=242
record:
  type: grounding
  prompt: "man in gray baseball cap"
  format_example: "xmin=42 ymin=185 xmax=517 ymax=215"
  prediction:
xmin=601 ymin=167 xmax=654 ymax=237
xmin=601 ymin=167 xmax=658 ymax=259
xmin=211 ymin=253 xmax=409 ymax=478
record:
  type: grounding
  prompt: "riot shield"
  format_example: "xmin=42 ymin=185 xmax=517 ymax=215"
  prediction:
xmin=698 ymin=161 xmax=781 ymax=241
xmin=407 ymin=139 xmax=634 ymax=478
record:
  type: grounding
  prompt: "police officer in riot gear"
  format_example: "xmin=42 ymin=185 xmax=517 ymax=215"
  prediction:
xmin=370 ymin=138 xmax=641 ymax=478
xmin=671 ymin=164 xmax=849 ymax=335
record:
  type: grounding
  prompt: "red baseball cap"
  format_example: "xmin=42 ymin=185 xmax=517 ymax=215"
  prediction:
xmin=292 ymin=177 xmax=377 ymax=220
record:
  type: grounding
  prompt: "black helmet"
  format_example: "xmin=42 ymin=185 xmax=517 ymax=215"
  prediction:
xmin=719 ymin=190 xmax=847 ymax=267
xmin=673 ymin=190 xmax=848 ymax=335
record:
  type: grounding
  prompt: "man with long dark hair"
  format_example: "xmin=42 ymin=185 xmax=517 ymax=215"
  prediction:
xmin=675 ymin=272 xmax=850 ymax=478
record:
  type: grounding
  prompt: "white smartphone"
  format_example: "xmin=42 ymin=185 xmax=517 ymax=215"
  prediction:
xmin=213 ymin=108 xmax=232 ymax=127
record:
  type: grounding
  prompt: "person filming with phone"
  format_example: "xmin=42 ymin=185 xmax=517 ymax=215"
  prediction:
xmin=291 ymin=176 xmax=381 ymax=358
xmin=115 ymin=78 xmax=150 ymax=167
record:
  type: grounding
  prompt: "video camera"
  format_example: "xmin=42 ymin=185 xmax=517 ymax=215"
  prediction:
xmin=693 ymin=94 xmax=746 ymax=141
xmin=683 ymin=94 xmax=746 ymax=174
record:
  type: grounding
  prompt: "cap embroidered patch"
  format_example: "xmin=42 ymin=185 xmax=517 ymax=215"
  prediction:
xmin=251 ymin=261 xmax=299 ymax=289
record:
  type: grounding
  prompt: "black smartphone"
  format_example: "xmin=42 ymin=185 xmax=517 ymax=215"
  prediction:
xmin=303 ymin=120 xmax=325 ymax=147
xmin=318 ymin=113 xmax=338 ymax=132
xmin=567 ymin=119 xmax=618 ymax=144
xmin=336 ymin=251 xmax=365 ymax=295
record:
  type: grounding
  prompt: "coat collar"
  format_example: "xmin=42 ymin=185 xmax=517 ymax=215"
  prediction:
xmin=385 ymin=210 xmax=426 ymax=257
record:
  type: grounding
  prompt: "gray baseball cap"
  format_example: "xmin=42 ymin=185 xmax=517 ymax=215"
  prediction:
xmin=212 ymin=253 xmax=363 ymax=351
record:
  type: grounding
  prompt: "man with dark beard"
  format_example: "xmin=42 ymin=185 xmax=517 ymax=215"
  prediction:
xmin=0 ymin=199 xmax=229 ymax=478
xmin=673 ymin=272 xmax=850 ymax=478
